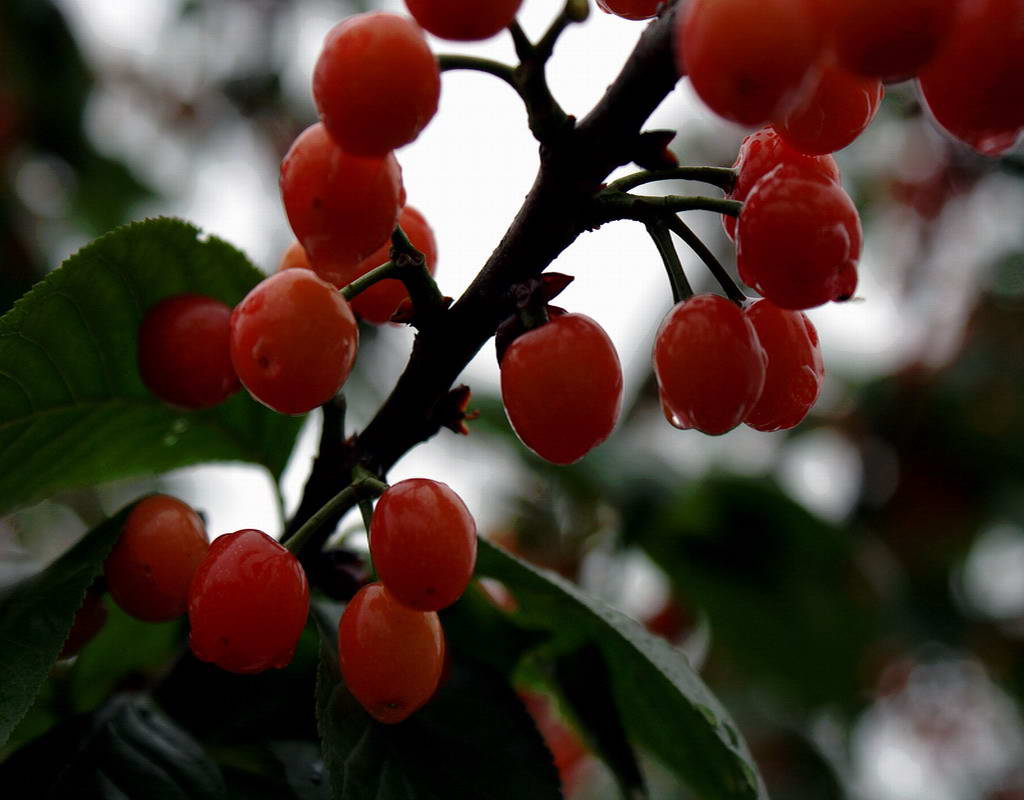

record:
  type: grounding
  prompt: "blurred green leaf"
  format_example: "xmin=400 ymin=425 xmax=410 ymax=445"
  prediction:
xmin=0 ymin=503 xmax=132 ymax=748
xmin=622 ymin=474 xmax=875 ymax=711
xmin=476 ymin=538 xmax=766 ymax=800
xmin=0 ymin=218 xmax=303 ymax=514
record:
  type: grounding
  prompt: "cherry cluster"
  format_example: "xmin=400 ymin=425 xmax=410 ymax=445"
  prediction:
xmin=676 ymin=0 xmax=1022 ymax=158
xmin=67 ymin=479 xmax=478 ymax=723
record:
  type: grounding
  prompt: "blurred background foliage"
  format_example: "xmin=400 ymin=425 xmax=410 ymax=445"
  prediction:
xmin=2 ymin=1 xmax=1024 ymax=799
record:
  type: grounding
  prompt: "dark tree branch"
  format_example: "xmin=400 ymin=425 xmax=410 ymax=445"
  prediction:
xmin=286 ymin=2 xmax=687 ymax=556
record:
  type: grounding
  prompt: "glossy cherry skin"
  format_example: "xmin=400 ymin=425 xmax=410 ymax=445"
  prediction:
xmin=370 ymin=478 xmax=476 ymax=612
xmin=678 ymin=0 xmax=826 ymax=127
xmin=280 ymin=122 xmax=405 ymax=270
xmin=597 ymin=0 xmax=662 ymax=20
xmin=737 ymin=165 xmax=862 ymax=310
xmin=653 ymin=294 xmax=767 ymax=436
xmin=338 ymin=582 xmax=445 ymax=724
xmin=347 ymin=206 xmax=438 ymax=324
xmin=104 ymin=495 xmax=209 ymax=622
xmin=500 ymin=313 xmax=623 ymax=465
xmin=775 ymin=58 xmax=883 ymax=155
xmin=724 ymin=126 xmax=840 ymax=240
xmin=404 ymin=0 xmax=522 ymax=41
xmin=229 ymin=269 xmax=359 ymax=415
xmin=137 ymin=294 xmax=239 ymax=409
xmin=831 ymin=0 xmax=958 ymax=82
xmin=188 ymin=529 xmax=310 ymax=675
xmin=742 ymin=300 xmax=824 ymax=431
xmin=313 ymin=13 xmax=439 ymax=158
xmin=918 ymin=0 xmax=1024 ymax=156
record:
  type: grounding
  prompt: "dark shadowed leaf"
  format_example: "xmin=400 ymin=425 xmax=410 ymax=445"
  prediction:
xmin=0 ymin=503 xmax=132 ymax=748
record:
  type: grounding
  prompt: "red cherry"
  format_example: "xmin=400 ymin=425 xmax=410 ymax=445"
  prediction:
xmin=229 ymin=270 xmax=359 ymax=415
xmin=280 ymin=122 xmax=405 ymax=271
xmin=737 ymin=165 xmax=861 ymax=310
xmin=831 ymin=0 xmax=958 ymax=82
xmin=678 ymin=0 xmax=827 ymax=127
xmin=137 ymin=294 xmax=239 ymax=409
xmin=500 ymin=313 xmax=623 ymax=465
xmin=653 ymin=294 xmax=767 ymax=436
xmin=596 ymin=0 xmax=662 ymax=21
xmin=338 ymin=582 xmax=445 ymax=724
xmin=370 ymin=478 xmax=477 ymax=612
xmin=188 ymin=529 xmax=310 ymax=674
xmin=918 ymin=0 xmax=1024 ymax=156
xmin=724 ymin=126 xmax=840 ymax=240
xmin=403 ymin=0 xmax=523 ymax=41
xmin=774 ymin=59 xmax=883 ymax=155
xmin=104 ymin=495 xmax=209 ymax=622
xmin=313 ymin=13 xmax=440 ymax=157
xmin=742 ymin=299 xmax=824 ymax=431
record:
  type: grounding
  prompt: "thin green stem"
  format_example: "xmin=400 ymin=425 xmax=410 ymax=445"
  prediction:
xmin=636 ymin=195 xmax=742 ymax=216
xmin=358 ymin=498 xmax=375 ymax=536
xmin=645 ymin=221 xmax=692 ymax=304
xmin=661 ymin=214 xmax=747 ymax=306
xmin=283 ymin=473 xmax=388 ymax=557
xmin=340 ymin=260 xmax=398 ymax=301
xmin=608 ymin=166 xmax=738 ymax=194
xmin=438 ymin=54 xmax=520 ymax=95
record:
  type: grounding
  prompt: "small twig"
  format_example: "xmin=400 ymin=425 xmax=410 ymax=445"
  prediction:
xmin=645 ymin=221 xmax=693 ymax=303
xmin=608 ymin=166 xmax=738 ymax=194
xmin=438 ymin=54 xmax=520 ymax=96
xmin=283 ymin=473 xmax=388 ymax=557
xmin=661 ymin=214 xmax=747 ymax=305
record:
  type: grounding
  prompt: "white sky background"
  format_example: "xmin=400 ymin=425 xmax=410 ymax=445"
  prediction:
xmin=32 ymin=2 xmax=1024 ymax=798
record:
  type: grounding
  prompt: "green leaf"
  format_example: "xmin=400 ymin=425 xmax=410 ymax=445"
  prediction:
xmin=476 ymin=538 xmax=767 ymax=800
xmin=0 ymin=693 xmax=226 ymax=799
xmin=0 ymin=503 xmax=133 ymax=748
xmin=316 ymin=643 xmax=563 ymax=800
xmin=0 ymin=217 xmax=303 ymax=515
xmin=621 ymin=475 xmax=875 ymax=711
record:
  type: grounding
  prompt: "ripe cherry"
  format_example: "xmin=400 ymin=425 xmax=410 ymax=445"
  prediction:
xmin=678 ymin=0 xmax=826 ymax=127
xmin=313 ymin=13 xmax=440 ymax=158
xmin=596 ymin=0 xmax=662 ymax=21
xmin=280 ymin=122 xmax=405 ymax=271
xmin=737 ymin=165 xmax=862 ymax=310
xmin=831 ymin=0 xmax=958 ymax=82
xmin=653 ymin=294 xmax=767 ymax=436
xmin=724 ymin=126 xmax=840 ymax=240
xmin=188 ymin=529 xmax=310 ymax=674
xmin=370 ymin=478 xmax=476 ymax=612
xmin=338 ymin=582 xmax=444 ymax=724
xmin=347 ymin=206 xmax=438 ymax=324
xmin=137 ymin=294 xmax=239 ymax=410
xmin=500 ymin=313 xmax=623 ymax=465
xmin=918 ymin=0 xmax=1024 ymax=157
xmin=404 ymin=0 xmax=522 ymax=41
xmin=774 ymin=59 xmax=883 ymax=155
xmin=742 ymin=300 xmax=824 ymax=431
xmin=104 ymin=495 xmax=209 ymax=622
xmin=229 ymin=269 xmax=359 ymax=415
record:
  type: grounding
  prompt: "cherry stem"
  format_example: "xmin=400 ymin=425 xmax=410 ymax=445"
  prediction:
xmin=283 ymin=472 xmax=388 ymax=557
xmin=438 ymin=55 xmax=520 ymax=96
xmin=645 ymin=221 xmax=693 ymax=304
xmin=608 ymin=166 xmax=738 ymax=194
xmin=339 ymin=260 xmax=397 ymax=301
xmin=591 ymin=191 xmax=741 ymax=223
xmin=661 ymin=214 xmax=747 ymax=306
